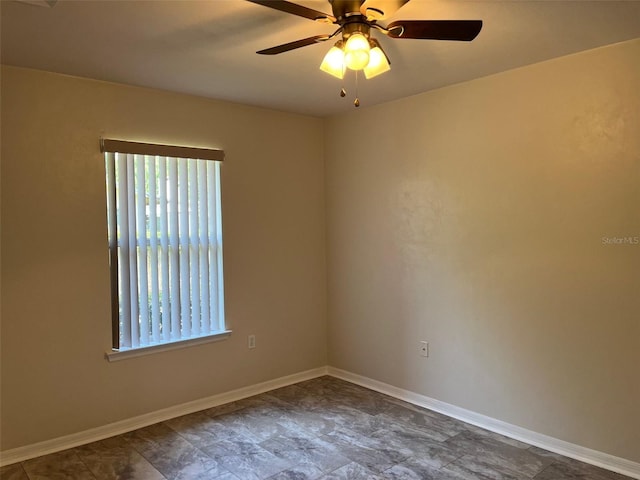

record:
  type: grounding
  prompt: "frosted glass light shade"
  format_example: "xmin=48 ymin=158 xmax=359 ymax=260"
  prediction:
xmin=344 ymin=33 xmax=370 ymax=71
xmin=363 ymin=46 xmax=390 ymax=79
xmin=320 ymin=46 xmax=345 ymax=79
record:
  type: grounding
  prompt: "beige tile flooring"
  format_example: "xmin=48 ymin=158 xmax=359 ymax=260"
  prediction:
xmin=0 ymin=376 xmax=631 ymax=479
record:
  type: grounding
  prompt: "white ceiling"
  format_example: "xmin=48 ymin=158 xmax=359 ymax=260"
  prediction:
xmin=2 ymin=0 xmax=640 ymax=117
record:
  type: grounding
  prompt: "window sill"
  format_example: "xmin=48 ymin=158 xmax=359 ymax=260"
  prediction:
xmin=105 ymin=330 xmax=232 ymax=362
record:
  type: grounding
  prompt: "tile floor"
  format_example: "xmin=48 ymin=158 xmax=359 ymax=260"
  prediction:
xmin=0 ymin=376 xmax=631 ymax=479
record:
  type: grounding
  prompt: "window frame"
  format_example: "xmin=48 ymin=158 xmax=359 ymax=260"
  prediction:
xmin=101 ymin=139 xmax=230 ymax=361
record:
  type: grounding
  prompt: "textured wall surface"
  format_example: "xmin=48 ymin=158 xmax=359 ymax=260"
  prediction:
xmin=325 ymin=39 xmax=640 ymax=462
xmin=2 ymin=39 xmax=639 ymax=464
xmin=1 ymin=66 xmax=327 ymax=450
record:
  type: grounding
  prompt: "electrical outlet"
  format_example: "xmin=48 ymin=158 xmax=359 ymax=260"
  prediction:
xmin=248 ymin=334 xmax=256 ymax=349
xmin=420 ymin=341 xmax=429 ymax=357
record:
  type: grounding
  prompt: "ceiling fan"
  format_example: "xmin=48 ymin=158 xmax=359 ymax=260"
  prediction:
xmin=247 ymin=0 xmax=482 ymax=92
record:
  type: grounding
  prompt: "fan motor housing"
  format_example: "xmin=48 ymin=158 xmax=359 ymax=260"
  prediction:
xmin=329 ymin=0 xmax=365 ymax=20
xmin=342 ymin=20 xmax=371 ymax=39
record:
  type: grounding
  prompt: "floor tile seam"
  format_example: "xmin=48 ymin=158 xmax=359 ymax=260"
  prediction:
xmin=321 ymin=463 xmax=346 ymax=478
xmin=118 ymin=443 xmax=157 ymax=477
xmin=259 ymin=394 xmax=299 ymax=407
xmin=305 ymin=403 xmax=339 ymax=414
xmin=7 ymin=462 xmax=21 ymax=479
xmin=17 ymin=462 xmax=33 ymax=480
xmin=161 ymin=418 xmax=236 ymax=461
xmin=22 ymin=449 xmax=99 ymax=480
xmin=326 ymin=439 xmax=378 ymax=462
xmin=378 ymin=462 xmax=406 ymax=477
xmin=498 ymin=457 xmax=542 ymax=480
xmin=470 ymin=439 xmax=552 ymax=477
xmin=546 ymin=459 xmax=624 ymax=480
xmin=521 ymin=453 xmax=558 ymax=480
xmin=123 ymin=429 xmax=200 ymax=480
xmin=453 ymin=451 xmax=540 ymax=480
xmin=272 ymin=416 xmax=320 ymax=438
xmin=10 ymin=462 xmax=26 ymax=478
xmin=366 ymin=425 xmax=398 ymax=442
xmin=257 ymin=435 xmax=297 ymax=458
xmin=191 ymin=433 xmax=260 ymax=463
xmin=434 ymin=450 xmax=468 ymax=471
xmin=370 ymin=418 xmax=447 ymax=442
xmin=338 ymin=436 xmax=411 ymax=469
xmin=531 ymin=461 xmax=557 ymax=479
xmin=204 ymin=463 xmax=235 ymax=480
xmin=267 ymin=458 xmax=327 ymax=480
xmin=73 ymin=448 xmax=101 ymax=480
xmin=204 ymin=404 xmax=252 ymax=421
xmin=374 ymin=419 xmax=457 ymax=444
xmin=264 ymin=433 xmax=323 ymax=452
xmin=381 ymin=455 xmax=456 ymax=478
xmin=364 ymin=428 xmax=424 ymax=462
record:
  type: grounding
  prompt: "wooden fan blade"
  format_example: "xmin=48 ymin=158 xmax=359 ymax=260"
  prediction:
xmin=386 ymin=20 xmax=483 ymax=41
xmin=246 ymin=0 xmax=336 ymax=23
xmin=360 ymin=0 xmax=410 ymax=20
xmin=257 ymin=35 xmax=331 ymax=55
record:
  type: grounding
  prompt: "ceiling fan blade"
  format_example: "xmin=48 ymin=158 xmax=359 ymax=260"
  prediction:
xmin=246 ymin=0 xmax=336 ymax=23
xmin=360 ymin=0 xmax=410 ymax=20
xmin=386 ymin=20 xmax=483 ymax=41
xmin=257 ymin=35 xmax=331 ymax=55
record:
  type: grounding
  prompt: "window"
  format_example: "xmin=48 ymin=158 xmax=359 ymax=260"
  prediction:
xmin=102 ymin=139 xmax=228 ymax=359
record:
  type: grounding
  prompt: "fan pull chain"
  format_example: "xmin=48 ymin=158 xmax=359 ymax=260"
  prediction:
xmin=339 ymin=62 xmax=347 ymax=98
xmin=354 ymin=71 xmax=360 ymax=107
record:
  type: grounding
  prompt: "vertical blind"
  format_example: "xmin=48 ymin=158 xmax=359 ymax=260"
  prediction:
xmin=103 ymin=140 xmax=225 ymax=351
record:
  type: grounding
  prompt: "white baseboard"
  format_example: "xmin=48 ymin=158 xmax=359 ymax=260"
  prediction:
xmin=0 ymin=366 xmax=328 ymax=467
xmin=3 ymin=365 xmax=638 ymax=479
xmin=327 ymin=367 xmax=640 ymax=480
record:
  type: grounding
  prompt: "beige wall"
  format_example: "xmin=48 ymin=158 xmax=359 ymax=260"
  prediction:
xmin=0 ymin=66 xmax=326 ymax=450
xmin=325 ymin=39 xmax=640 ymax=462
xmin=2 ymin=39 xmax=639 ymax=464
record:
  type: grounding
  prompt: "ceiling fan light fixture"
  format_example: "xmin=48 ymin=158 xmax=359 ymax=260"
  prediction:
xmin=344 ymin=32 xmax=370 ymax=71
xmin=319 ymin=42 xmax=345 ymax=79
xmin=250 ymin=0 xmax=484 ymax=104
xmin=363 ymin=44 xmax=390 ymax=79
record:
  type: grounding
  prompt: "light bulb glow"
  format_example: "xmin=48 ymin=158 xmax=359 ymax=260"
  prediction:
xmin=363 ymin=46 xmax=390 ymax=79
xmin=320 ymin=45 xmax=345 ymax=78
xmin=344 ymin=33 xmax=370 ymax=71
